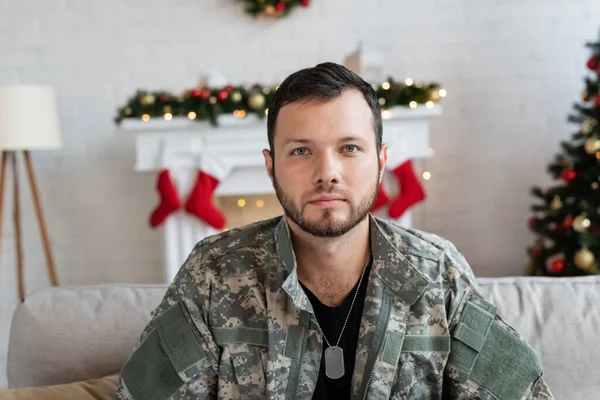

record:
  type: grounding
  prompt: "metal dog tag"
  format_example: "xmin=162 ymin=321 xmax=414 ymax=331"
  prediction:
xmin=324 ymin=346 xmax=345 ymax=379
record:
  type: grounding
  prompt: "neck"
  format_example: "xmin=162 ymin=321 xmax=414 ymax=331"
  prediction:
xmin=287 ymin=216 xmax=371 ymax=305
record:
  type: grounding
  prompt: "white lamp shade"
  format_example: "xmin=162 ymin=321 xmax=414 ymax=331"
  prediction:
xmin=0 ymin=85 xmax=63 ymax=150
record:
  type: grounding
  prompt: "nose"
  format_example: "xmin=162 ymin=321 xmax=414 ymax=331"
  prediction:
xmin=312 ymin=150 xmax=341 ymax=187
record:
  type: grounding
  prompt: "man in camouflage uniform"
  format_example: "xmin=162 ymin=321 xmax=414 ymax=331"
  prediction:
xmin=115 ymin=62 xmax=553 ymax=399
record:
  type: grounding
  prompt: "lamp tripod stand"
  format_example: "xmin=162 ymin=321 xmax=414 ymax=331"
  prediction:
xmin=0 ymin=150 xmax=59 ymax=301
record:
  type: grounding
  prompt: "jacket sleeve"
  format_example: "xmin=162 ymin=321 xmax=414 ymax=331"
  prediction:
xmin=114 ymin=244 xmax=220 ymax=400
xmin=440 ymin=242 xmax=554 ymax=400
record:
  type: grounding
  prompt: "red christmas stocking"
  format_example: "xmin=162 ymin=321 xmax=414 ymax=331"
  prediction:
xmin=149 ymin=169 xmax=181 ymax=228
xmin=388 ymin=159 xmax=426 ymax=219
xmin=185 ymin=155 xmax=231 ymax=230
xmin=371 ymin=183 xmax=390 ymax=212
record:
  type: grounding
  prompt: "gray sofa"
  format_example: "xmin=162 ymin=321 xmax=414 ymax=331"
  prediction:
xmin=6 ymin=276 xmax=600 ymax=399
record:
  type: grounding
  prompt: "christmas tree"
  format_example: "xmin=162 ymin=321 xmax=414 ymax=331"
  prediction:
xmin=528 ymin=29 xmax=600 ymax=276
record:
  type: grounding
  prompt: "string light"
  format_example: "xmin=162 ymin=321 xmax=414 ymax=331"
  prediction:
xmin=378 ymin=98 xmax=386 ymax=106
xmin=233 ymin=110 xmax=247 ymax=118
xmin=142 ymin=114 xmax=150 ymax=122
xmin=237 ymin=199 xmax=246 ymax=207
xmin=256 ymin=200 xmax=265 ymax=208
xmin=382 ymin=82 xmax=390 ymax=90
xmin=439 ymin=89 xmax=447 ymax=97
xmin=209 ymin=96 xmax=217 ymax=104
xmin=426 ymin=101 xmax=434 ymax=109
xmin=423 ymin=171 xmax=431 ymax=180
xmin=188 ymin=111 xmax=197 ymax=120
xmin=163 ymin=113 xmax=173 ymax=121
xmin=405 ymin=78 xmax=414 ymax=86
xmin=409 ymin=101 xmax=417 ymax=108
xmin=381 ymin=110 xmax=391 ymax=119
xmin=265 ymin=108 xmax=269 ymax=116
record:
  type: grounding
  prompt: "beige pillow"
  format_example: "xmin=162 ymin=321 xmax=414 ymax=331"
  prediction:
xmin=0 ymin=373 xmax=119 ymax=400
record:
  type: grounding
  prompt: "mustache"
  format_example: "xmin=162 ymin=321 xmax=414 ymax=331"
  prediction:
xmin=304 ymin=187 xmax=350 ymax=199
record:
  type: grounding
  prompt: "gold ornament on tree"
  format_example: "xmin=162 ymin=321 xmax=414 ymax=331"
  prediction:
xmin=550 ymin=196 xmax=563 ymax=210
xmin=582 ymin=89 xmax=590 ymax=101
xmin=574 ymin=247 xmax=595 ymax=272
xmin=248 ymin=92 xmax=266 ymax=110
xmin=582 ymin=118 xmax=598 ymax=135
xmin=264 ymin=5 xmax=275 ymax=15
xmin=573 ymin=213 xmax=591 ymax=232
xmin=525 ymin=262 xmax=537 ymax=276
xmin=584 ymin=137 xmax=600 ymax=154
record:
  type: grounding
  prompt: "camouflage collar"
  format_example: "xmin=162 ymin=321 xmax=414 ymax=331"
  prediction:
xmin=275 ymin=214 xmax=431 ymax=311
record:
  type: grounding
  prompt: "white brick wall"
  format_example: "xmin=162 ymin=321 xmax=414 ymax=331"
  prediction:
xmin=1 ymin=0 xmax=599 ymax=388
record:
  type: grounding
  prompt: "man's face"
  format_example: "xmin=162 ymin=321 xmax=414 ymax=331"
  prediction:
xmin=263 ymin=89 xmax=387 ymax=238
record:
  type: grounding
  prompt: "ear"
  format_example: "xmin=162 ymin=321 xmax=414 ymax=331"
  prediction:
xmin=378 ymin=144 xmax=388 ymax=183
xmin=262 ymin=149 xmax=274 ymax=184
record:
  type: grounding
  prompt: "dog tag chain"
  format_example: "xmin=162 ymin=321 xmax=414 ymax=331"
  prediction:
xmin=311 ymin=253 xmax=371 ymax=379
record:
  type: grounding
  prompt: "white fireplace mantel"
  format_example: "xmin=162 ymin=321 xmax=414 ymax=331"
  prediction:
xmin=121 ymin=105 xmax=442 ymax=282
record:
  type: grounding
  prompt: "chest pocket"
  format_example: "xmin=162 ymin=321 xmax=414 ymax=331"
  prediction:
xmin=212 ymin=327 xmax=269 ymax=397
xmin=383 ymin=332 xmax=451 ymax=399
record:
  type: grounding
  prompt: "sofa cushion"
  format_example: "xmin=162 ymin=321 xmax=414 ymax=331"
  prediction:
xmin=477 ymin=276 xmax=600 ymax=400
xmin=0 ymin=373 xmax=118 ymax=400
xmin=6 ymin=284 xmax=168 ymax=388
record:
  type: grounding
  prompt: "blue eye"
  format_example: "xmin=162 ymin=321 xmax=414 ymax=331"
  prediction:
xmin=344 ymin=145 xmax=358 ymax=153
xmin=291 ymin=148 xmax=309 ymax=155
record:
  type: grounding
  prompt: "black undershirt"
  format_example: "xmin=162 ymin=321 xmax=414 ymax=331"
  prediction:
xmin=299 ymin=261 xmax=371 ymax=400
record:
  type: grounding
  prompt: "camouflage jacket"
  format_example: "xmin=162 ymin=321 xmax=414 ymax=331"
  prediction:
xmin=115 ymin=214 xmax=554 ymax=400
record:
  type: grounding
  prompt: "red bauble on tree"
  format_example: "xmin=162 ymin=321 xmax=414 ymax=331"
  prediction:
xmin=562 ymin=216 xmax=573 ymax=230
xmin=586 ymin=56 xmax=599 ymax=71
xmin=275 ymin=2 xmax=286 ymax=12
xmin=549 ymin=258 xmax=565 ymax=274
xmin=530 ymin=246 xmax=543 ymax=257
xmin=528 ymin=217 xmax=538 ymax=230
xmin=301 ymin=0 xmax=310 ymax=6
xmin=561 ymin=168 xmax=577 ymax=182
xmin=595 ymin=94 xmax=600 ymax=108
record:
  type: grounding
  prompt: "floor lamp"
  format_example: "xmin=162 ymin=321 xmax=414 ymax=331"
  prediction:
xmin=0 ymin=85 xmax=63 ymax=301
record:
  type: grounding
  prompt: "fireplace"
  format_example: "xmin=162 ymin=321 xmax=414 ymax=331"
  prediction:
xmin=121 ymin=106 xmax=441 ymax=282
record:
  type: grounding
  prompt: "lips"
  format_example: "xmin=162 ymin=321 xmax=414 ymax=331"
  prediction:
xmin=310 ymin=196 xmax=344 ymax=202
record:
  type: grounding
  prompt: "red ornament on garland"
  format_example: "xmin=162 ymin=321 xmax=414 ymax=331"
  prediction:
xmin=224 ymin=85 xmax=234 ymax=93
xmin=202 ymin=90 xmax=211 ymax=99
xmin=561 ymin=168 xmax=577 ymax=182
xmin=191 ymin=89 xmax=202 ymax=98
xmin=562 ymin=216 xmax=573 ymax=230
xmin=217 ymin=90 xmax=229 ymax=101
xmin=301 ymin=0 xmax=310 ymax=6
xmin=549 ymin=258 xmax=565 ymax=274
xmin=595 ymin=94 xmax=600 ymax=108
xmin=159 ymin=94 xmax=168 ymax=103
xmin=275 ymin=2 xmax=286 ymax=12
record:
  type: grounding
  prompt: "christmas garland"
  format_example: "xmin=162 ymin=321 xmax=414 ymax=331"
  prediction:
xmin=237 ymin=0 xmax=311 ymax=18
xmin=114 ymin=77 xmax=445 ymax=126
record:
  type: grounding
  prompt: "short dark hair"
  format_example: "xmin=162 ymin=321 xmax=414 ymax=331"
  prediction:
xmin=266 ymin=62 xmax=382 ymax=155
